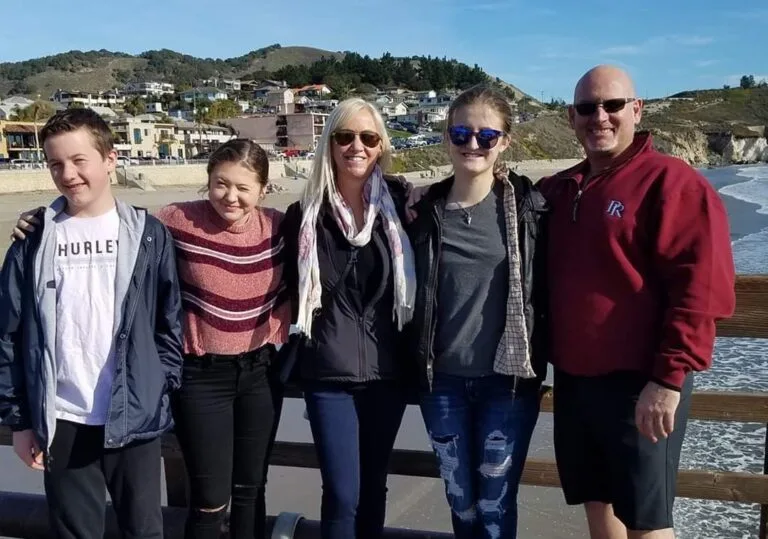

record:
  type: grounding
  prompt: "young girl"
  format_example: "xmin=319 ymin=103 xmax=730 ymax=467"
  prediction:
xmin=11 ymin=138 xmax=289 ymax=539
xmin=158 ymin=140 xmax=288 ymax=539
xmin=407 ymin=85 xmax=549 ymax=539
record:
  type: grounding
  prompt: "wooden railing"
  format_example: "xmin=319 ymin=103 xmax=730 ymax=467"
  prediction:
xmin=1 ymin=274 xmax=767 ymax=538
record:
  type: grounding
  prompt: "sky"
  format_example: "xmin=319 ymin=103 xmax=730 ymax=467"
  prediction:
xmin=1 ymin=0 xmax=767 ymax=101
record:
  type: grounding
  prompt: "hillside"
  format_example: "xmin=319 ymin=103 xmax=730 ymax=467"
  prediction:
xmin=0 ymin=45 xmax=533 ymax=101
xmin=0 ymin=45 xmax=344 ymax=97
xmin=391 ymin=113 xmax=583 ymax=172
xmin=642 ymin=87 xmax=768 ymax=131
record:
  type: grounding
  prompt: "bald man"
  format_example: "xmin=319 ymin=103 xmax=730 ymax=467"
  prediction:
xmin=538 ymin=66 xmax=736 ymax=538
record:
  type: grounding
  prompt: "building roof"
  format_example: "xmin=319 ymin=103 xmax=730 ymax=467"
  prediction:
xmin=88 ymin=105 xmax=117 ymax=118
xmin=2 ymin=123 xmax=38 ymax=134
xmin=294 ymin=84 xmax=331 ymax=93
xmin=182 ymin=87 xmax=227 ymax=95
xmin=1 ymin=96 xmax=35 ymax=106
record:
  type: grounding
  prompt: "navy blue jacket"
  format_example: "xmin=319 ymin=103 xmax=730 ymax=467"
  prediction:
xmin=0 ymin=198 xmax=184 ymax=450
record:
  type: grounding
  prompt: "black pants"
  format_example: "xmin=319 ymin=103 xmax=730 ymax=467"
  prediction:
xmin=44 ymin=420 xmax=163 ymax=539
xmin=171 ymin=345 xmax=283 ymax=539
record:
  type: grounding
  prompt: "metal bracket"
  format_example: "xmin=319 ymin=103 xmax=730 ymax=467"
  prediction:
xmin=271 ymin=512 xmax=304 ymax=539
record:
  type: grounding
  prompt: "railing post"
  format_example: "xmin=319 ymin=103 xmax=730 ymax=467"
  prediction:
xmin=760 ymin=425 xmax=768 ymax=539
xmin=271 ymin=512 xmax=304 ymax=539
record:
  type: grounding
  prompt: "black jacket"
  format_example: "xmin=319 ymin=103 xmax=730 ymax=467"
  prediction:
xmin=0 ymin=198 xmax=184 ymax=451
xmin=282 ymin=176 xmax=412 ymax=383
xmin=407 ymin=173 xmax=549 ymax=391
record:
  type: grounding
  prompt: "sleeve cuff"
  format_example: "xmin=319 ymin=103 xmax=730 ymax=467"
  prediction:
xmin=651 ymin=361 xmax=688 ymax=391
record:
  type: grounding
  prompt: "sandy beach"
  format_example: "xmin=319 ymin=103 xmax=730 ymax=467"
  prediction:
xmin=0 ymin=158 xmax=589 ymax=537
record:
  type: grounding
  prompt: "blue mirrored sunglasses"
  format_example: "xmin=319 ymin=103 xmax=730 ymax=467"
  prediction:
xmin=447 ymin=126 xmax=504 ymax=149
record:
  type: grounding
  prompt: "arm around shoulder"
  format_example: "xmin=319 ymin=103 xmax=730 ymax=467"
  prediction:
xmin=0 ymin=244 xmax=32 ymax=430
xmin=281 ymin=202 xmax=302 ymax=323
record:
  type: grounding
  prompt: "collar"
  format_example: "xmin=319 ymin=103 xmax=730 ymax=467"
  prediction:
xmin=556 ymin=131 xmax=654 ymax=183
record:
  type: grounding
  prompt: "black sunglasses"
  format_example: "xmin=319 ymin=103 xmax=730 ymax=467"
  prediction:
xmin=447 ymin=126 xmax=504 ymax=150
xmin=573 ymin=98 xmax=636 ymax=116
xmin=332 ymin=129 xmax=381 ymax=148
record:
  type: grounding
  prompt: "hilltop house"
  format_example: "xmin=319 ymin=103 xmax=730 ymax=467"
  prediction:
xmin=52 ymin=89 xmax=126 ymax=108
xmin=294 ymin=84 xmax=333 ymax=98
xmin=203 ymin=78 xmax=242 ymax=92
xmin=123 ymin=81 xmax=175 ymax=97
xmin=180 ymin=87 xmax=229 ymax=103
xmin=374 ymin=102 xmax=408 ymax=118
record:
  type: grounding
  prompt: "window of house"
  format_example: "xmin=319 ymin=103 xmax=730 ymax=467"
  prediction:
xmin=133 ymin=129 xmax=142 ymax=144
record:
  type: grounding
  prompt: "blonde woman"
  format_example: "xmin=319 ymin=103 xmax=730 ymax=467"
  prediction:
xmin=281 ymin=98 xmax=417 ymax=539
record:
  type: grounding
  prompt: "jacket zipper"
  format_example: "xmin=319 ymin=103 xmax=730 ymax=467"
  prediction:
xmin=424 ymin=205 xmax=442 ymax=391
xmin=571 ymin=174 xmax=596 ymax=223
xmin=104 ymin=239 xmax=150 ymax=448
xmin=359 ymin=232 xmax=390 ymax=380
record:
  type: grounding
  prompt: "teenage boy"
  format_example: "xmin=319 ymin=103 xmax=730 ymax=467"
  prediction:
xmin=0 ymin=108 xmax=183 ymax=539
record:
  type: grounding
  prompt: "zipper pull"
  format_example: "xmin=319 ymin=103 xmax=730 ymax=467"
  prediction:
xmin=571 ymin=189 xmax=583 ymax=223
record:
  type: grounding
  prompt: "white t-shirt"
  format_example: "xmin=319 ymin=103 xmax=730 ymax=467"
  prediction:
xmin=53 ymin=208 xmax=119 ymax=425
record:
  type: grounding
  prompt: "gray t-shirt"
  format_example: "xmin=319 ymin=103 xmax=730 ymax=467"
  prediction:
xmin=434 ymin=187 xmax=509 ymax=377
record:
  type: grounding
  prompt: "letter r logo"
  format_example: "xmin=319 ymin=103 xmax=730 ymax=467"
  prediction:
xmin=607 ymin=200 xmax=624 ymax=218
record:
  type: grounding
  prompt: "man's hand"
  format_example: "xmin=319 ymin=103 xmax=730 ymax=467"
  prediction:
xmin=405 ymin=185 xmax=429 ymax=223
xmin=12 ymin=429 xmax=44 ymax=470
xmin=635 ymin=381 xmax=681 ymax=443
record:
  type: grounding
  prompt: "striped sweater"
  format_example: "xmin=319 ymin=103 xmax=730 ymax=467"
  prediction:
xmin=156 ymin=200 xmax=290 ymax=356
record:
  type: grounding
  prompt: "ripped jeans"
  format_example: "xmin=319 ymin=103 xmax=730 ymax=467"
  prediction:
xmin=171 ymin=346 xmax=283 ymax=539
xmin=420 ymin=373 xmax=540 ymax=539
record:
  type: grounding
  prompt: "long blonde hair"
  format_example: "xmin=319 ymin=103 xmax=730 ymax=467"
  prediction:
xmin=301 ymin=98 xmax=393 ymax=209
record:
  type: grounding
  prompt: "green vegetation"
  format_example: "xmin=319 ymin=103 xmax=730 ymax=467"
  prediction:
xmin=268 ymin=52 xmax=489 ymax=95
xmin=643 ymin=87 xmax=768 ymax=131
xmin=390 ymin=114 xmax=583 ymax=172
xmin=0 ymin=45 xmax=515 ymax=102
xmin=206 ymin=99 xmax=241 ymax=120
xmin=124 ymin=96 xmax=146 ymax=116
xmin=9 ymin=101 xmax=56 ymax=122
xmin=387 ymin=129 xmax=412 ymax=139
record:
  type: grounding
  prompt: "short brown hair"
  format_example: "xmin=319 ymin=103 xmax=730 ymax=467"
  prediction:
xmin=206 ymin=139 xmax=269 ymax=186
xmin=40 ymin=108 xmax=115 ymax=158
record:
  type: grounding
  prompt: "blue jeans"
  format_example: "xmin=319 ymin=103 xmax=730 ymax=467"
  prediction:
xmin=303 ymin=381 xmax=406 ymax=539
xmin=420 ymin=373 xmax=540 ymax=539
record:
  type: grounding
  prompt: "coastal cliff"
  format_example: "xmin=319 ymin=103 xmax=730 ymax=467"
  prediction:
xmin=651 ymin=127 xmax=768 ymax=166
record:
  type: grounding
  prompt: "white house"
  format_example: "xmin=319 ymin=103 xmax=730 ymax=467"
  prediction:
xmin=204 ymin=78 xmax=242 ymax=92
xmin=52 ymin=89 xmax=126 ymax=108
xmin=375 ymin=102 xmax=408 ymax=118
xmin=123 ymin=81 xmax=175 ymax=97
xmin=180 ymin=87 xmax=229 ymax=103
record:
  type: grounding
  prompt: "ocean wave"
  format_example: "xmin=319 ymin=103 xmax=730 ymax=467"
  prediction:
xmin=731 ymin=227 xmax=768 ymax=273
xmin=718 ymin=165 xmax=768 ymax=215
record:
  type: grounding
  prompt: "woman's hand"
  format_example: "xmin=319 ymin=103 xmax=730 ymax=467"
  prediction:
xmin=10 ymin=207 xmax=44 ymax=242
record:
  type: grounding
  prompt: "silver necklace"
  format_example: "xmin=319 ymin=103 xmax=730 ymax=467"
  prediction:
xmin=460 ymin=205 xmax=475 ymax=226
xmin=446 ymin=202 xmax=476 ymax=226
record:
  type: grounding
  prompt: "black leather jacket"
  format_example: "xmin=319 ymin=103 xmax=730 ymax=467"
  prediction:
xmin=406 ymin=173 xmax=549 ymax=391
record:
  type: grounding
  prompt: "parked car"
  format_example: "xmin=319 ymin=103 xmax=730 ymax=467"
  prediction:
xmin=116 ymin=156 xmax=139 ymax=167
xmin=10 ymin=159 xmax=33 ymax=169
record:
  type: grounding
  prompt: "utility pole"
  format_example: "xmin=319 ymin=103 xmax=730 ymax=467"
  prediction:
xmin=33 ymin=94 xmax=41 ymax=164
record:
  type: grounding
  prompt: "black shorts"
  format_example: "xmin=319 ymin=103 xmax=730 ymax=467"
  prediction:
xmin=553 ymin=370 xmax=693 ymax=531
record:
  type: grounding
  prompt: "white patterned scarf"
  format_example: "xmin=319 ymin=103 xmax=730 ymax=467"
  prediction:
xmin=296 ymin=165 xmax=416 ymax=336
